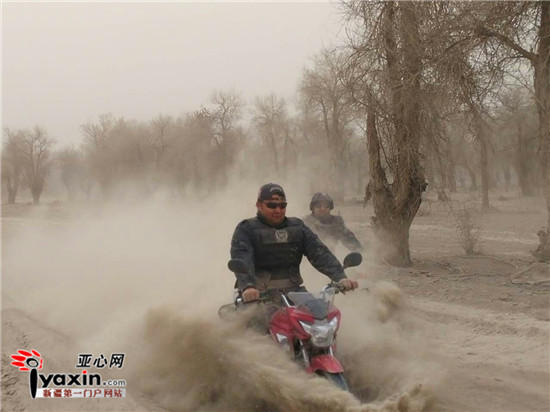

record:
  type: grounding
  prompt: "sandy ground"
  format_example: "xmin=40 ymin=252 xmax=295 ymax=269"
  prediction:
xmin=1 ymin=191 xmax=549 ymax=411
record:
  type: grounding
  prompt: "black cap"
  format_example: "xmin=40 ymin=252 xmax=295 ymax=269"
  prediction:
xmin=258 ymin=183 xmax=286 ymax=201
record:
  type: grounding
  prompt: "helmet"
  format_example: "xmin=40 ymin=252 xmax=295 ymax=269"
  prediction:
xmin=309 ymin=192 xmax=334 ymax=211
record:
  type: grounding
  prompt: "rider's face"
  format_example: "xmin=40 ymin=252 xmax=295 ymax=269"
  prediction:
xmin=312 ymin=202 xmax=331 ymax=218
xmin=257 ymin=194 xmax=286 ymax=225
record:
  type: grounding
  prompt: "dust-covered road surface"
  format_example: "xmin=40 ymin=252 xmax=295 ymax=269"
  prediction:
xmin=2 ymin=197 xmax=549 ymax=412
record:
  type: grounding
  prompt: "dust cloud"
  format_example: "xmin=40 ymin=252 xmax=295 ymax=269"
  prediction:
xmin=2 ymin=179 xmax=438 ymax=411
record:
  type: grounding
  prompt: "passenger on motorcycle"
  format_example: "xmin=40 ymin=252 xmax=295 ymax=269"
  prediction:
xmin=303 ymin=192 xmax=363 ymax=253
xmin=230 ymin=183 xmax=358 ymax=303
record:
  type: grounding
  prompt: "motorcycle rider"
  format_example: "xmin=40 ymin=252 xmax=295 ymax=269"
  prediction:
xmin=303 ymin=192 xmax=363 ymax=253
xmin=230 ymin=183 xmax=358 ymax=303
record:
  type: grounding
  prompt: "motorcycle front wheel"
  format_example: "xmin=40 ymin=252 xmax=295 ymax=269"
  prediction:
xmin=317 ymin=371 xmax=350 ymax=392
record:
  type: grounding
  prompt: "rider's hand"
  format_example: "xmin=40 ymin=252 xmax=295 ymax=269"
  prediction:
xmin=242 ymin=287 xmax=260 ymax=302
xmin=338 ymin=278 xmax=358 ymax=291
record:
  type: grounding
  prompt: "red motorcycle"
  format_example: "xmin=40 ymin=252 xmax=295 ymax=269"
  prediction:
xmin=219 ymin=252 xmax=362 ymax=391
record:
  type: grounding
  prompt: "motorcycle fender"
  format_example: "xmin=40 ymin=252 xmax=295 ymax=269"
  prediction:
xmin=307 ymin=354 xmax=344 ymax=374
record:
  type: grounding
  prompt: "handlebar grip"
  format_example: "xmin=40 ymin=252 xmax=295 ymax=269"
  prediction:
xmin=235 ymin=293 xmax=270 ymax=305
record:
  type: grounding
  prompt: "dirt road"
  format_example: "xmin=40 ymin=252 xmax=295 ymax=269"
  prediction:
xmin=2 ymin=195 xmax=549 ymax=411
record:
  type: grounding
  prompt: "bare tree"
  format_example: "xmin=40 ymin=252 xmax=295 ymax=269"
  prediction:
xmin=81 ymin=114 xmax=155 ymax=198
xmin=58 ymin=147 xmax=90 ymax=200
xmin=300 ymin=49 xmax=355 ymax=198
xmin=474 ymin=1 xmax=550 ymax=227
xmin=252 ymin=94 xmax=288 ymax=174
xmin=209 ymin=90 xmax=245 ymax=182
xmin=497 ymin=87 xmax=538 ymax=196
xmin=456 ymin=51 xmax=504 ymax=209
xmin=149 ymin=114 xmax=173 ymax=171
xmin=421 ymin=93 xmax=455 ymax=194
xmin=81 ymin=113 xmax=118 ymax=197
xmin=447 ymin=118 xmax=479 ymax=192
xmin=210 ymin=90 xmax=244 ymax=150
xmin=345 ymin=1 xmax=427 ymax=266
xmin=2 ymin=128 xmax=25 ymax=204
xmin=19 ymin=126 xmax=54 ymax=204
xmin=162 ymin=108 xmax=218 ymax=194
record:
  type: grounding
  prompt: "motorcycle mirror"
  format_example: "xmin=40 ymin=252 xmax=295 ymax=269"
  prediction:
xmin=228 ymin=258 xmax=249 ymax=274
xmin=343 ymin=252 xmax=362 ymax=269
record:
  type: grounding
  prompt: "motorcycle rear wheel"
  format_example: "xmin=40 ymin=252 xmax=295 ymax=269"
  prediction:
xmin=317 ymin=371 xmax=349 ymax=392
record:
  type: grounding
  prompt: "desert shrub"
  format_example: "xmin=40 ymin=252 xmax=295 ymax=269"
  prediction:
xmin=452 ymin=206 xmax=481 ymax=255
xmin=442 ymin=198 xmax=481 ymax=255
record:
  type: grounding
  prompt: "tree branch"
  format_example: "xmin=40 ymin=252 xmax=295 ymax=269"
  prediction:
xmin=476 ymin=25 xmax=537 ymax=62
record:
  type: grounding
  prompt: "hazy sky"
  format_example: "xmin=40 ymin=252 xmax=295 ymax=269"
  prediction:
xmin=2 ymin=1 xmax=345 ymax=147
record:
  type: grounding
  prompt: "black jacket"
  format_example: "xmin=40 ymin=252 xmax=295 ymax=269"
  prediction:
xmin=303 ymin=214 xmax=363 ymax=252
xmin=230 ymin=213 xmax=347 ymax=291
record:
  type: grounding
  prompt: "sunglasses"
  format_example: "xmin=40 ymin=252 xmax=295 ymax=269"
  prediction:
xmin=264 ymin=201 xmax=287 ymax=210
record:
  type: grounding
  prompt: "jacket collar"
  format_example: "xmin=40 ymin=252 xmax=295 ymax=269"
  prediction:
xmin=256 ymin=212 xmax=288 ymax=229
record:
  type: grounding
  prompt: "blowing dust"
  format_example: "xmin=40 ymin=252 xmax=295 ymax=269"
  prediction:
xmin=3 ymin=182 xmax=439 ymax=411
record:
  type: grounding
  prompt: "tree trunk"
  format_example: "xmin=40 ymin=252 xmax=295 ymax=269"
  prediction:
xmin=366 ymin=1 xmax=425 ymax=267
xmin=384 ymin=222 xmax=411 ymax=266
xmin=8 ymin=188 xmax=17 ymax=204
xmin=446 ymin=141 xmax=457 ymax=192
xmin=464 ymin=163 xmax=478 ymax=191
xmin=457 ymin=172 xmax=465 ymax=189
xmin=370 ymin=211 xmax=413 ymax=266
xmin=31 ymin=185 xmax=42 ymax=205
xmin=516 ymin=122 xmax=534 ymax=196
xmin=424 ymin=153 xmax=435 ymax=189
xmin=468 ymin=107 xmax=490 ymax=209
xmin=269 ymin=129 xmax=280 ymax=173
xmin=536 ymin=1 xmax=550 ymax=230
xmin=6 ymin=174 xmax=18 ymax=204
xmin=479 ymin=134 xmax=490 ymax=209
xmin=366 ymin=95 xmax=397 ymax=261
xmin=503 ymin=165 xmax=511 ymax=192
xmin=433 ymin=145 xmax=448 ymax=190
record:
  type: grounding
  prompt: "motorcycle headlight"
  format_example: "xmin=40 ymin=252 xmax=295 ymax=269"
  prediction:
xmin=299 ymin=317 xmax=339 ymax=348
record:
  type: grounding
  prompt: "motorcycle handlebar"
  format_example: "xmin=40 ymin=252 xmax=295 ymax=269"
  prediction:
xmin=326 ymin=282 xmax=346 ymax=293
xmin=235 ymin=293 xmax=271 ymax=306
xmin=236 ymin=282 xmax=352 ymax=305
